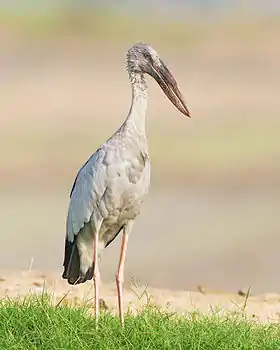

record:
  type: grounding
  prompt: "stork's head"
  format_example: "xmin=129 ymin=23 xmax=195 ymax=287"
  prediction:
xmin=127 ymin=43 xmax=190 ymax=118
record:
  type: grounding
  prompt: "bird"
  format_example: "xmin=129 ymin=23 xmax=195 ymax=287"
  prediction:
xmin=62 ymin=43 xmax=190 ymax=326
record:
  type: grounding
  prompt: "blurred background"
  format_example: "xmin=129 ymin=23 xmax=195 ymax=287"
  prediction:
xmin=0 ymin=1 xmax=279 ymax=294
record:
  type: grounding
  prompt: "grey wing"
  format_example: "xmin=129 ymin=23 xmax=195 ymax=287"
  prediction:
xmin=66 ymin=148 xmax=107 ymax=243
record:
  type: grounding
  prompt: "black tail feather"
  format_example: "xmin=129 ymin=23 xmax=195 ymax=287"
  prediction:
xmin=62 ymin=236 xmax=94 ymax=285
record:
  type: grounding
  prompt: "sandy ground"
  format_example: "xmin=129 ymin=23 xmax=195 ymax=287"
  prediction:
xmin=1 ymin=269 xmax=280 ymax=323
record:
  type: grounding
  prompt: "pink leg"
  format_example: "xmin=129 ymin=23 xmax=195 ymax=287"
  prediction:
xmin=93 ymin=232 xmax=100 ymax=327
xmin=116 ymin=230 xmax=129 ymax=327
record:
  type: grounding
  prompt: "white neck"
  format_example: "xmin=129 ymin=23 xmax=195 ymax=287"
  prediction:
xmin=124 ymin=71 xmax=148 ymax=137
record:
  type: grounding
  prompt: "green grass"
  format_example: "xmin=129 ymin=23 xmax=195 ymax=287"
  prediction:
xmin=0 ymin=295 xmax=279 ymax=349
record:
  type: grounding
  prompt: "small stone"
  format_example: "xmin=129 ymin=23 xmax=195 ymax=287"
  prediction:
xmin=197 ymin=285 xmax=205 ymax=294
xmin=32 ymin=281 xmax=43 ymax=287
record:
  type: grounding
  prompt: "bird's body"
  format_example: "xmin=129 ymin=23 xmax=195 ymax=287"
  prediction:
xmin=62 ymin=43 xmax=190 ymax=326
xmin=63 ymin=72 xmax=151 ymax=284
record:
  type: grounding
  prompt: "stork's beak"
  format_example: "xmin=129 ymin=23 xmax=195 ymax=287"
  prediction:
xmin=149 ymin=59 xmax=191 ymax=118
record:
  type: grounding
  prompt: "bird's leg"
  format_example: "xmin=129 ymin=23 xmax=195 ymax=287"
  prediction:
xmin=93 ymin=231 xmax=100 ymax=327
xmin=116 ymin=228 xmax=129 ymax=327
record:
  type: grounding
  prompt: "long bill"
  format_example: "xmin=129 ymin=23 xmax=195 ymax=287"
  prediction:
xmin=149 ymin=59 xmax=191 ymax=118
